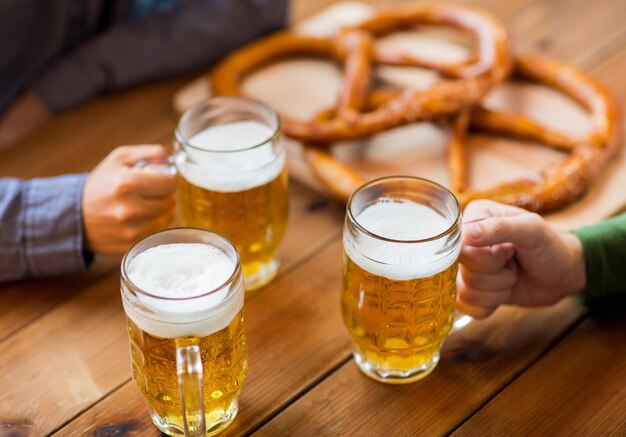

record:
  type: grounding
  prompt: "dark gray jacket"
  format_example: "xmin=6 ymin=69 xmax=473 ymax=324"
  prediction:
xmin=0 ymin=0 xmax=288 ymax=114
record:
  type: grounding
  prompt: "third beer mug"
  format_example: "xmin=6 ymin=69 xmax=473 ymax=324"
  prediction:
xmin=342 ymin=176 xmax=462 ymax=383
xmin=121 ymin=228 xmax=247 ymax=436
xmin=175 ymin=97 xmax=289 ymax=290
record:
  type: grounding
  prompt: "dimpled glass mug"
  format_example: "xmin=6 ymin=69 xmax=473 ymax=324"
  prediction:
xmin=176 ymin=97 xmax=288 ymax=291
xmin=121 ymin=228 xmax=247 ymax=436
xmin=138 ymin=96 xmax=289 ymax=291
xmin=341 ymin=176 xmax=462 ymax=383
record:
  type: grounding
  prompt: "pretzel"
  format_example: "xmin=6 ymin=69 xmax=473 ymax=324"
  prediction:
xmin=210 ymin=4 xmax=620 ymax=213
xmin=305 ymin=148 xmax=365 ymax=204
xmin=211 ymin=4 xmax=512 ymax=143
xmin=306 ymin=54 xmax=620 ymax=213
xmin=457 ymin=54 xmax=620 ymax=213
xmin=446 ymin=110 xmax=471 ymax=193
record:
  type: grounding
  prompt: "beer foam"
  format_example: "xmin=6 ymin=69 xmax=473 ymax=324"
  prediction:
xmin=123 ymin=243 xmax=243 ymax=338
xmin=178 ymin=121 xmax=285 ymax=192
xmin=345 ymin=199 xmax=460 ymax=280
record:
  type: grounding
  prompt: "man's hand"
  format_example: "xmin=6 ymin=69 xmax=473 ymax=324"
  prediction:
xmin=83 ymin=145 xmax=177 ymax=255
xmin=457 ymin=200 xmax=586 ymax=319
xmin=0 ymin=91 xmax=51 ymax=149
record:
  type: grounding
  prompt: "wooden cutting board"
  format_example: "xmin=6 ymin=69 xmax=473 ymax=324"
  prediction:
xmin=172 ymin=1 xmax=626 ymax=230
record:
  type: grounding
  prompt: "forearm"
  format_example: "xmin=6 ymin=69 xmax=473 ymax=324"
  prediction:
xmin=32 ymin=0 xmax=289 ymax=113
xmin=573 ymin=213 xmax=626 ymax=305
xmin=0 ymin=175 xmax=90 ymax=282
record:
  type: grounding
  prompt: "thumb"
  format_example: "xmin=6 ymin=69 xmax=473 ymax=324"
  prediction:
xmin=463 ymin=199 xmax=529 ymax=222
xmin=463 ymin=212 xmax=546 ymax=250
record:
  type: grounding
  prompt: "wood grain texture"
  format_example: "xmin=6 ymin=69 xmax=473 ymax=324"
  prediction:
xmin=451 ymin=312 xmax=626 ymax=437
xmin=0 ymin=262 xmax=114 ymax=343
xmin=52 ymin=382 xmax=157 ymax=437
xmin=0 ymin=274 xmax=129 ymax=436
xmin=506 ymin=0 xmax=626 ymax=68
xmin=261 ymin=183 xmax=344 ymax=293
xmin=253 ymin=299 xmax=584 ymax=437
xmin=591 ymin=45 xmax=626 ymax=115
xmin=53 ymin=239 xmax=349 ymax=437
xmin=0 ymin=76 xmax=190 ymax=179
xmin=290 ymin=0 xmax=535 ymax=24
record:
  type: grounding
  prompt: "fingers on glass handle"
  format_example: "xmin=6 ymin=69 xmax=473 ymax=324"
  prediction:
xmin=176 ymin=337 xmax=206 ymax=437
xmin=133 ymin=155 xmax=177 ymax=175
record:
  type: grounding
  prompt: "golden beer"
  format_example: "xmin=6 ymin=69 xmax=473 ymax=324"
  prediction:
xmin=175 ymin=97 xmax=289 ymax=290
xmin=178 ymin=168 xmax=288 ymax=288
xmin=341 ymin=253 xmax=458 ymax=378
xmin=121 ymin=229 xmax=248 ymax=436
xmin=342 ymin=177 xmax=462 ymax=383
xmin=127 ymin=311 xmax=247 ymax=433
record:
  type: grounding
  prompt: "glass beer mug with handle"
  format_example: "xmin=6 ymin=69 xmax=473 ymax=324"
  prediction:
xmin=176 ymin=96 xmax=288 ymax=291
xmin=341 ymin=176 xmax=462 ymax=384
xmin=138 ymin=96 xmax=289 ymax=291
xmin=121 ymin=228 xmax=248 ymax=436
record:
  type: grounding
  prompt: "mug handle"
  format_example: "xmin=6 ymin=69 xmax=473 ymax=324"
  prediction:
xmin=133 ymin=155 xmax=177 ymax=175
xmin=451 ymin=311 xmax=473 ymax=332
xmin=176 ymin=337 xmax=206 ymax=436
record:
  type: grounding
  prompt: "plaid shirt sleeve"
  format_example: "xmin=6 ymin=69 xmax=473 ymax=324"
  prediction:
xmin=0 ymin=174 xmax=89 ymax=282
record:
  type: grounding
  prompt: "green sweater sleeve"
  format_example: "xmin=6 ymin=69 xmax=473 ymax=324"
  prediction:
xmin=573 ymin=213 xmax=626 ymax=306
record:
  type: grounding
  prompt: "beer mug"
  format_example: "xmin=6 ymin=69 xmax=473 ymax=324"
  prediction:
xmin=140 ymin=96 xmax=289 ymax=291
xmin=121 ymin=228 xmax=248 ymax=436
xmin=341 ymin=176 xmax=462 ymax=384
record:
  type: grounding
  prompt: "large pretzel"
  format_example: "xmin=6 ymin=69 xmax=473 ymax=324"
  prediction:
xmin=457 ymin=55 xmax=621 ymax=213
xmin=211 ymin=4 xmax=511 ymax=143
xmin=305 ymin=55 xmax=620 ymax=212
xmin=210 ymin=4 xmax=620 ymax=213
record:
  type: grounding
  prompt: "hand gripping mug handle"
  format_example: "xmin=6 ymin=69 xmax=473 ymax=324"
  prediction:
xmin=176 ymin=337 xmax=206 ymax=436
xmin=133 ymin=155 xmax=177 ymax=175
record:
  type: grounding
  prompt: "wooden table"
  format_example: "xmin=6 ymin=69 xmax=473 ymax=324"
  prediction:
xmin=2 ymin=1 xmax=626 ymax=436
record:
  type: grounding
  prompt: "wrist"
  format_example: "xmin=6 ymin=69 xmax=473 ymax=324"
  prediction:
xmin=561 ymin=231 xmax=586 ymax=297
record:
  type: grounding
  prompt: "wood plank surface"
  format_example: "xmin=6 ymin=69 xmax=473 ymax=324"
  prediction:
xmin=507 ymin=0 xmax=626 ymax=68
xmin=591 ymin=45 xmax=626 ymax=120
xmin=0 ymin=76 xmax=190 ymax=179
xmin=451 ymin=312 xmax=626 ymax=437
xmin=253 ymin=299 xmax=584 ymax=437
xmin=0 ymin=262 xmax=113 ymax=344
xmin=0 ymin=274 xmax=129 ymax=437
